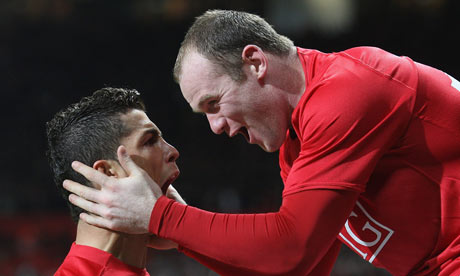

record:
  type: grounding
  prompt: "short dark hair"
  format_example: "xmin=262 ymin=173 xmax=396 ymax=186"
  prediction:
xmin=174 ymin=9 xmax=294 ymax=82
xmin=46 ymin=87 xmax=146 ymax=222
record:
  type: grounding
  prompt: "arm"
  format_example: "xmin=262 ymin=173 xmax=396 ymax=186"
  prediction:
xmin=178 ymin=238 xmax=342 ymax=276
xmin=306 ymin=239 xmax=342 ymax=276
xmin=63 ymin=145 xmax=357 ymax=274
xmin=64 ymin=151 xmax=356 ymax=275
xmin=150 ymin=189 xmax=358 ymax=275
xmin=147 ymin=185 xmax=185 ymax=250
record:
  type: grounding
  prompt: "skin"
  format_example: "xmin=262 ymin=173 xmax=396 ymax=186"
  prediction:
xmin=62 ymin=45 xmax=307 ymax=233
xmin=179 ymin=45 xmax=306 ymax=152
xmin=117 ymin=109 xmax=180 ymax=194
xmin=70 ymin=109 xmax=183 ymax=267
xmin=60 ymin=40 xmax=365 ymax=275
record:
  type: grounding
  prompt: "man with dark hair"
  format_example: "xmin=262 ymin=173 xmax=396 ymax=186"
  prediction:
xmin=64 ymin=10 xmax=460 ymax=276
xmin=47 ymin=87 xmax=183 ymax=275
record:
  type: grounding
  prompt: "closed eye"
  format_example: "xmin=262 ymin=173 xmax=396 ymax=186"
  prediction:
xmin=144 ymin=135 xmax=158 ymax=146
xmin=142 ymin=128 xmax=161 ymax=146
xmin=197 ymin=94 xmax=220 ymax=114
xmin=206 ymin=99 xmax=220 ymax=113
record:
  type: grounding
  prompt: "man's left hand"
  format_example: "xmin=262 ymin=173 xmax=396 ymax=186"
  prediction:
xmin=63 ymin=146 xmax=163 ymax=234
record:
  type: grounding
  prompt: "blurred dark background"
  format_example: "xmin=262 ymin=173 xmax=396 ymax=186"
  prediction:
xmin=0 ymin=0 xmax=458 ymax=275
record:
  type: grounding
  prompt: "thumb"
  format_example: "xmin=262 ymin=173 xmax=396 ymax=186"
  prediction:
xmin=117 ymin=145 xmax=141 ymax=176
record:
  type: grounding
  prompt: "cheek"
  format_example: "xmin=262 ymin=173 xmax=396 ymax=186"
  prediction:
xmin=226 ymin=102 xmax=254 ymax=122
xmin=147 ymin=150 xmax=165 ymax=180
xmin=130 ymin=155 xmax=148 ymax=172
xmin=257 ymin=113 xmax=286 ymax=138
xmin=132 ymin=149 xmax=164 ymax=182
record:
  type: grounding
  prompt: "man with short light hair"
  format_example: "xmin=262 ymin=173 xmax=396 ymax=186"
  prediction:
xmin=64 ymin=10 xmax=460 ymax=276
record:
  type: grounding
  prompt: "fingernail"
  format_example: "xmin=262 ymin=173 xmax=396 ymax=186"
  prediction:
xmin=63 ymin=180 xmax=69 ymax=187
xmin=71 ymin=161 xmax=78 ymax=168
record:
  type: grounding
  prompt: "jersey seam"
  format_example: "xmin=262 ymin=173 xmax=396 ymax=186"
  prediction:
xmin=283 ymin=182 xmax=364 ymax=198
xmin=336 ymin=51 xmax=419 ymax=153
xmin=337 ymin=51 xmax=417 ymax=92
xmin=416 ymin=115 xmax=460 ymax=140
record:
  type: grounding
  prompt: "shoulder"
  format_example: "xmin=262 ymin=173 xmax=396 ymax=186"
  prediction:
xmin=55 ymin=243 xmax=106 ymax=275
xmin=339 ymin=46 xmax=419 ymax=89
xmin=292 ymin=63 xmax=415 ymax=147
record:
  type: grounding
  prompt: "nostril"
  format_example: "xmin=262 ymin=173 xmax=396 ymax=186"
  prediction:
xmin=208 ymin=115 xmax=226 ymax=135
xmin=167 ymin=149 xmax=179 ymax=162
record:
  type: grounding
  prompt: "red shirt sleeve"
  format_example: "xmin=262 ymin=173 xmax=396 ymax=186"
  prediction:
xmin=178 ymin=238 xmax=341 ymax=276
xmin=150 ymin=190 xmax=358 ymax=275
xmin=306 ymin=239 xmax=342 ymax=275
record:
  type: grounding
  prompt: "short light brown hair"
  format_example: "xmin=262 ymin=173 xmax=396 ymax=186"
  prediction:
xmin=173 ymin=10 xmax=294 ymax=82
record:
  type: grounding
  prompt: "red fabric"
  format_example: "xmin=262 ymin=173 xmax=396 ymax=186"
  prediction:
xmin=55 ymin=243 xmax=149 ymax=276
xmin=283 ymin=47 xmax=460 ymax=276
xmin=150 ymin=47 xmax=460 ymax=276
xmin=151 ymin=190 xmax=358 ymax=275
xmin=179 ymin=238 xmax=342 ymax=276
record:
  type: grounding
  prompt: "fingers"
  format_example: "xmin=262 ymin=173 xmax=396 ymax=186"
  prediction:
xmin=117 ymin=145 xmax=142 ymax=176
xmin=68 ymin=193 xmax=107 ymax=217
xmin=147 ymin=235 xmax=178 ymax=250
xmin=71 ymin=161 xmax=110 ymax=188
xmin=64 ymin=179 xmax=101 ymax=203
xmin=166 ymin=185 xmax=186 ymax=205
xmin=80 ymin=212 xmax=112 ymax=230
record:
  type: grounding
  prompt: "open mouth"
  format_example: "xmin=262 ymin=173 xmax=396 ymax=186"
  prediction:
xmin=238 ymin=127 xmax=250 ymax=142
xmin=161 ymin=170 xmax=180 ymax=195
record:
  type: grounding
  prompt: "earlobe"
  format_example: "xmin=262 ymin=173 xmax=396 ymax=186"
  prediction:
xmin=242 ymin=45 xmax=267 ymax=80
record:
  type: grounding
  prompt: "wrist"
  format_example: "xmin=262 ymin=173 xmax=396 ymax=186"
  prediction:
xmin=148 ymin=195 xmax=172 ymax=235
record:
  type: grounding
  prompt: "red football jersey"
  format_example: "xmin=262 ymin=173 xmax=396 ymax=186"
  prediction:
xmin=280 ymin=47 xmax=460 ymax=275
xmin=55 ymin=243 xmax=150 ymax=276
xmin=149 ymin=47 xmax=460 ymax=276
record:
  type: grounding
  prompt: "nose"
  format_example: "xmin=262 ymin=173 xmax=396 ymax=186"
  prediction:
xmin=164 ymin=141 xmax=179 ymax=163
xmin=206 ymin=113 xmax=226 ymax=135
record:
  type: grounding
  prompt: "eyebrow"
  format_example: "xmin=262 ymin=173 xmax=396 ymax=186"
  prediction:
xmin=194 ymin=94 xmax=216 ymax=113
xmin=139 ymin=128 xmax=161 ymax=143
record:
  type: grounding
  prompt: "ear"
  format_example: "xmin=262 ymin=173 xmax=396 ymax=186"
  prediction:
xmin=241 ymin=45 xmax=267 ymax=81
xmin=93 ymin=160 xmax=125 ymax=178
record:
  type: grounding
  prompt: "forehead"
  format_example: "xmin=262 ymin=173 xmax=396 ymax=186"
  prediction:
xmin=179 ymin=52 xmax=222 ymax=109
xmin=120 ymin=109 xmax=158 ymax=135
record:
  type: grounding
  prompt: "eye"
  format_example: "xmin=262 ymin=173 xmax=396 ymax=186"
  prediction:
xmin=145 ymin=135 xmax=158 ymax=146
xmin=207 ymin=99 xmax=219 ymax=113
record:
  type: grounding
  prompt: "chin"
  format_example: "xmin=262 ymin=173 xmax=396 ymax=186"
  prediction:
xmin=259 ymin=143 xmax=278 ymax=153
xmin=255 ymin=127 xmax=287 ymax=151
xmin=264 ymin=146 xmax=279 ymax=153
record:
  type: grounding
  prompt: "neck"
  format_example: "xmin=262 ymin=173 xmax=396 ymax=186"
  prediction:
xmin=286 ymin=46 xmax=306 ymax=109
xmin=75 ymin=220 xmax=148 ymax=268
xmin=267 ymin=46 xmax=306 ymax=118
